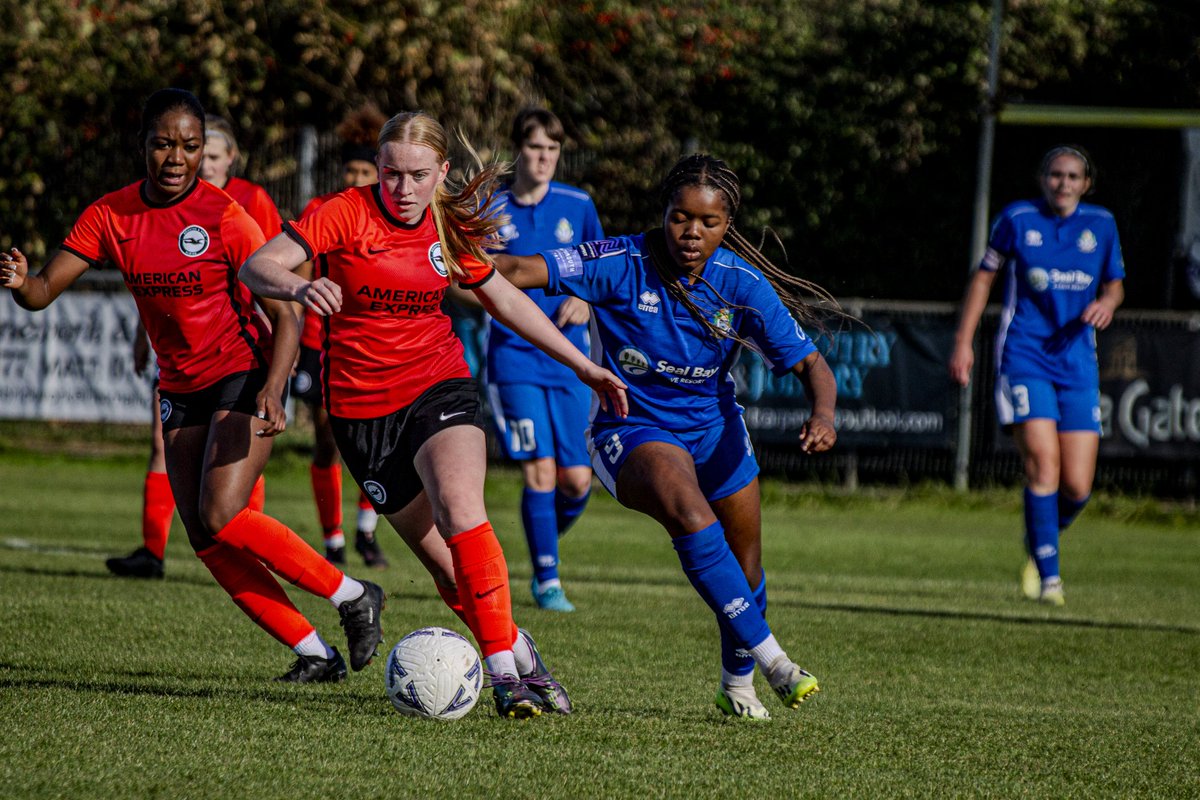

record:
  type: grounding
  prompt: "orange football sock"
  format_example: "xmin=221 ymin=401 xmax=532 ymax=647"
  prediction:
xmin=142 ymin=470 xmax=175 ymax=560
xmin=214 ymin=508 xmax=343 ymax=599
xmin=197 ymin=542 xmax=314 ymax=648
xmin=446 ymin=521 xmax=516 ymax=658
xmin=248 ymin=475 xmax=266 ymax=512
xmin=309 ymin=464 xmax=343 ymax=534
xmin=433 ymin=581 xmax=518 ymax=646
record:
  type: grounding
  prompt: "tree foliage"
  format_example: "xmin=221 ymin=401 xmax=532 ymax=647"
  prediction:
xmin=2 ymin=0 xmax=1197 ymax=303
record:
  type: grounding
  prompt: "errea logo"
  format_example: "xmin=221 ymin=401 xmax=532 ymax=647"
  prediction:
xmin=1025 ymin=230 xmax=1043 ymax=247
xmin=429 ymin=242 xmax=448 ymax=277
xmin=178 ymin=225 xmax=210 ymax=257
xmin=638 ymin=290 xmax=660 ymax=313
xmin=723 ymin=597 xmax=750 ymax=619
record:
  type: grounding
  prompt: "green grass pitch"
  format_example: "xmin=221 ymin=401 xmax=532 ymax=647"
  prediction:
xmin=0 ymin=445 xmax=1197 ymax=798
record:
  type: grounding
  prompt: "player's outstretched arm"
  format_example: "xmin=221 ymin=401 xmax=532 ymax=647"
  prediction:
xmin=793 ymin=350 xmax=837 ymax=454
xmin=253 ymin=295 xmax=301 ymax=438
xmin=472 ymin=270 xmax=627 ymax=417
xmin=1 ymin=248 xmax=91 ymax=311
xmin=491 ymin=253 xmax=550 ymax=290
xmin=241 ymin=234 xmax=342 ymax=316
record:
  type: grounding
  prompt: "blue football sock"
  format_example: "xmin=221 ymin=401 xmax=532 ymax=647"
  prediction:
xmin=521 ymin=488 xmax=559 ymax=584
xmin=555 ymin=489 xmax=589 ymax=537
xmin=721 ymin=569 xmax=767 ymax=678
xmin=672 ymin=521 xmax=772 ymax=654
xmin=1024 ymin=488 xmax=1060 ymax=581
xmin=1058 ymin=493 xmax=1090 ymax=533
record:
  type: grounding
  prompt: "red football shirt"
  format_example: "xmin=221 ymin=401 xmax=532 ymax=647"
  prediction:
xmin=284 ymin=184 xmax=494 ymax=418
xmin=62 ymin=180 xmax=270 ymax=393
xmin=221 ymin=177 xmax=283 ymax=239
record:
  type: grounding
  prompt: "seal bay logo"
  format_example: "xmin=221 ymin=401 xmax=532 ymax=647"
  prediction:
xmin=363 ymin=480 xmax=387 ymax=505
xmin=554 ymin=218 xmax=575 ymax=244
xmin=178 ymin=225 xmax=210 ymax=257
xmin=428 ymin=242 xmax=448 ymax=277
xmin=637 ymin=290 xmax=661 ymax=313
xmin=616 ymin=345 xmax=650 ymax=376
xmin=1077 ymin=229 xmax=1098 ymax=253
xmin=1027 ymin=267 xmax=1050 ymax=292
xmin=159 ymin=397 xmax=173 ymax=424
xmin=1025 ymin=230 xmax=1043 ymax=247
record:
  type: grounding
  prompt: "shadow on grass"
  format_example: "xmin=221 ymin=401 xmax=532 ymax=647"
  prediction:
xmin=0 ymin=662 xmax=386 ymax=712
xmin=562 ymin=574 xmax=1200 ymax=636
xmin=0 ymin=562 xmax=216 ymax=587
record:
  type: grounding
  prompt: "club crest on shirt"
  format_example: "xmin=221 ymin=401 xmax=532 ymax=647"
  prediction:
xmin=1024 ymin=230 xmax=1043 ymax=247
xmin=363 ymin=480 xmax=387 ymax=505
xmin=499 ymin=223 xmax=518 ymax=243
xmin=555 ymin=218 xmax=575 ymax=244
xmin=711 ymin=308 xmax=732 ymax=333
xmin=1077 ymin=229 xmax=1098 ymax=253
xmin=616 ymin=345 xmax=650 ymax=376
xmin=637 ymin=290 xmax=661 ymax=313
xmin=178 ymin=225 xmax=210 ymax=257
xmin=1027 ymin=267 xmax=1050 ymax=292
xmin=429 ymin=242 xmax=448 ymax=277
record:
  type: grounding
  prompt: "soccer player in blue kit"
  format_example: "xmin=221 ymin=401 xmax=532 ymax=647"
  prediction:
xmin=950 ymin=145 xmax=1125 ymax=607
xmin=485 ymin=108 xmax=605 ymax=612
xmin=494 ymin=154 xmax=839 ymax=720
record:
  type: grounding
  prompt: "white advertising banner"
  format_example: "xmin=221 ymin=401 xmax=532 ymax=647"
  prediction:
xmin=0 ymin=291 xmax=151 ymax=422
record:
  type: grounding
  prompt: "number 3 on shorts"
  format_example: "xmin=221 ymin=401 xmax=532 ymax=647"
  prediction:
xmin=1011 ymin=384 xmax=1030 ymax=417
xmin=603 ymin=432 xmax=623 ymax=464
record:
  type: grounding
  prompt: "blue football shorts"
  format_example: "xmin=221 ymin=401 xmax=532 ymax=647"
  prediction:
xmin=590 ymin=415 xmax=759 ymax=503
xmin=996 ymin=374 xmax=1101 ymax=433
xmin=487 ymin=381 xmax=592 ymax=467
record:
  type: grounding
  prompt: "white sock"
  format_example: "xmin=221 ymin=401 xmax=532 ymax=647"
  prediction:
xmin=293 ymin=630 xmax=335 ymax=659
xmin=328 ymin=575 xmax=365 ymax=607
xmin=323 ymin=532 xmax=346 ymax=549
xmin=512 ymin=631 xmax=533 ymax=676
xmin=749 ymin=635 xmax=786 ymax=673
xmin=357 ymin=507 xmax=379 ymax=533
xmin=722 ymin=669 xmax=754 ymax=689
xmin=534 ymin=578 xmax=562 ymax=593
xmin=484 ymin=650 xmax=518 ymax=678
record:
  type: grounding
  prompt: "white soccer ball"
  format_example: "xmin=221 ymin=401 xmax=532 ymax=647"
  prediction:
xmin=385 ymin=626 xmax=482 ymax=720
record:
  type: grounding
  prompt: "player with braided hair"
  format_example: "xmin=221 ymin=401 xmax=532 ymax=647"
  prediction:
xmin=494 ymin=153 xmax=839 ymax=720
xmin=240 ymin=110 xmax=628 ymax=718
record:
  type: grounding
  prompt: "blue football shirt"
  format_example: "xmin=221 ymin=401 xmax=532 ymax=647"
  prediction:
xmin=544 ymin=233 xmax=817 ymax=432
xmin=982 ymin=199 xmax=1125 ymax=384
xmin=486 ymin=182 xmax=604 ymax=387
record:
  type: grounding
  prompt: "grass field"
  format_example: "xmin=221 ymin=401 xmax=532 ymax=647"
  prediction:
xmin=1 ymin=436 xmax=1197 ymax=799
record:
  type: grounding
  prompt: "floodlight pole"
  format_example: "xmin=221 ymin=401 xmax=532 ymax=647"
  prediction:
xmin=955 ymin=0 xmax=1004 ymax=492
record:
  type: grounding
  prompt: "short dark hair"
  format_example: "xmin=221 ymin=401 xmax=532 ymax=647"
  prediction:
xmin=510 ymin=107 xmax=565 ymax=149
xmin=139 ymin=88 xmax=205 ymax=146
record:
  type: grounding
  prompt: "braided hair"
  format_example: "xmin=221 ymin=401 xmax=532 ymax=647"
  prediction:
xmin=646 ymin=154 xmax=841 ymax=345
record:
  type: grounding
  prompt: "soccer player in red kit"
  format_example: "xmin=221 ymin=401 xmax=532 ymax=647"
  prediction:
xmin=1 ymin=88 xmax=384 ymax=683
xmin=240 ymin=110 xmax=628 ymax=718
xmin=108 ymin=113 xmax=281 ymax=580
xmin=290 ymin=104 xmax=391 ymax=569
